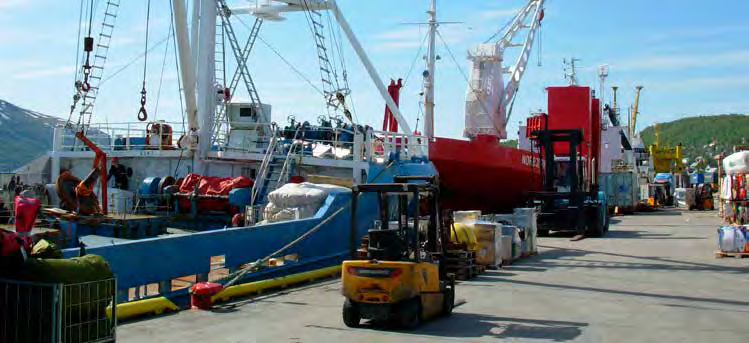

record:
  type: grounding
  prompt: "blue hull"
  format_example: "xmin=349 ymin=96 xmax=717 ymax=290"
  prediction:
xmin=60 ymin=159 xmax=436 ymax=306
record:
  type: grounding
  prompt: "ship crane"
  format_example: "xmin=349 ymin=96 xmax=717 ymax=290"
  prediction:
xmin=629 ymin=85 xmax=643 ymax=138
xmin=463 ymin=0 xmax=545 ymax=139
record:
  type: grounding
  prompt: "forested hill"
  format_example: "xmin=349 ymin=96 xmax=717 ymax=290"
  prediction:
xmin=639 ymin=114 xmax=749 ymax=165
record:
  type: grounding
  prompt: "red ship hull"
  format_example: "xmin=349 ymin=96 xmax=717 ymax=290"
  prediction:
xmin=429 ymin=135 xmax=541 ymax=214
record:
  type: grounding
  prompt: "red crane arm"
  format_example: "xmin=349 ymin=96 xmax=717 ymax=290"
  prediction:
xmin=74 ymin=131 xmax=108 ymax=215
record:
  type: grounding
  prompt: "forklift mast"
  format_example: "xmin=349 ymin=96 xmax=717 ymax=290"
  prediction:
xmin=349 ymin=176 xmax=448 ymax=276
xmin=531 ymin=129 xmax=585 ymax=193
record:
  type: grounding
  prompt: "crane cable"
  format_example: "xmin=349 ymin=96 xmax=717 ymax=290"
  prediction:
xmin=137 ymin=0 xmax=152 ymax=122
xmin=234 ymin=15 xmax=324 ymax=97
xmin=81 ymin=0 xmax=95 ymax=94
xmin=66 ymin=0 xmax=88 ymax=127
xmin=67 ymin=0 xmax=96 ymax=128
xmin=154 ymin=5 xmax=176 ymax=118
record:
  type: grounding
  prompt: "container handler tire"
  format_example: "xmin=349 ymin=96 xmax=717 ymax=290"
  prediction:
xmin=342 ymin=299 xmax=361 ymax=328
xmin=586 ymin=206 xmax=605 ymax=238
xmin=603 ymin=212 xmax=611 ymax=233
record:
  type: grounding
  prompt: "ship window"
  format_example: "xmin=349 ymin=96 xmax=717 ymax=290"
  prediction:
xmin=239 ymin=106 xmax=257 ymax=119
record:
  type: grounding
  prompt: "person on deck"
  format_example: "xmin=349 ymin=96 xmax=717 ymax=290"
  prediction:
xmin=108 ymin=157 xmax=130 ymax=190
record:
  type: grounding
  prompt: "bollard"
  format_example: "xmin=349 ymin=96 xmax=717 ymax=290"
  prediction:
xmin=190 ymin=282 xmax=224 ymax=310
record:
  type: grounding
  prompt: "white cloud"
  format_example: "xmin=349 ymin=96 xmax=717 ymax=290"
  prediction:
xmin=369 ymin=26 xmax=471 ymax=51
xmin=0 ymin=0 xmax=28 ymax=9
xmin=650 ymin=75 xmax=749 ymax=91
xmin=369 ymin=26 xmax=427 ymax=50
xmin=647 ymin=25 xmax=749 ymax=43
xmin=478 ymin=7 xmax=521 ymax=20
xmin=613 ymin=50 xmax=749 ymax=71
xmin=12 ymin=66 xmax=75 ymax=80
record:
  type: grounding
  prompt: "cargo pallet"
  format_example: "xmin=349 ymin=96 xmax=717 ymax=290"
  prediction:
xmin=714 ymin=251 xmax=749 ymax=259
xmin=444 ymin=250 xmax=483 ymax=280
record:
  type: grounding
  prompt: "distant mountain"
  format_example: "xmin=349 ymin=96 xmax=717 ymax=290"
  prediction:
xmin=0 ymin=99 xmax=62 ymax=171
xmin=639 ymin=114 xmax=749 ymax=167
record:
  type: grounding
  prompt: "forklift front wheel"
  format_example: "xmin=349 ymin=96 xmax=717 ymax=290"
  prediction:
xmin=397 ymin=298 xmax=421 ymax=330
xmin=342 ymin=299 xmax=361 ymax=328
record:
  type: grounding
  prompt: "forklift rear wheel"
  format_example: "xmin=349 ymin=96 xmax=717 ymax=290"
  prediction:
xmin=397 ymin=298 xmax=421 ymax=330
xmin=442 ymin=287 xmax=455 ymax=316
xmin=342 ymin=299 xmax=361 ymax=328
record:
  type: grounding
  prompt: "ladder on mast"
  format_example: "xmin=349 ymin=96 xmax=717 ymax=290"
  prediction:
xmin=305 ymin=6 xmax=349 ymax=110
xmin=77 ymin=0 xmax=121 ymax=132
xmin=213 ymin=0 xmax=265 ymax=147
xmin=213 ymin=13 xmax=228 ymax=145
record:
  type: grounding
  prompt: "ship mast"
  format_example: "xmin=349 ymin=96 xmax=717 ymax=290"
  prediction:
xmin=423 ymin=0 xmax=437 ymax=139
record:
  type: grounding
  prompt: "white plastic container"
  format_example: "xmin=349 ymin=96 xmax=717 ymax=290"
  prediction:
xmin=108 ymin=189 xmax=134 ymax=214
xmin=723 ymin=151 xmax=749 ymax=175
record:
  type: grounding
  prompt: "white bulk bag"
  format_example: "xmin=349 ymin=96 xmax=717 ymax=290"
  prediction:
xmin=718 ymin=226 xmax=747 ymax=253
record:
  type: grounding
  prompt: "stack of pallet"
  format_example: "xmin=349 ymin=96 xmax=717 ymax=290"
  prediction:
xmin=444 ymin=250 xmax=484 ymax=280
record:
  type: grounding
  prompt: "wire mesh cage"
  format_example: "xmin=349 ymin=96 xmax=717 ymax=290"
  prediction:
xmin=0 ymin=277 xmax=116 ymax=343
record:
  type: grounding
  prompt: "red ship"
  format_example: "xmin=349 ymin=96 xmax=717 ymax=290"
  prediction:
xmin=381 ymin=0 xmax=554 ymax=213
xmin=429 ymin=135 xmax=541 ymax=213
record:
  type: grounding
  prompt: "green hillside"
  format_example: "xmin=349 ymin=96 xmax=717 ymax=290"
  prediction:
xmin=639 ymin=114 xmax=749 ymax=166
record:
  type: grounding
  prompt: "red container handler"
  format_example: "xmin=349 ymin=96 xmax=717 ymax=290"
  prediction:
xmin=525 ymin=113 xmax=548 ymax=138
xmin=546 ymin=86 xmax=592 ymax=156
xmin=191 ymin=282 xmax=224 ymax=310
xmin=590 ymin=97 xmax=602 ymax=185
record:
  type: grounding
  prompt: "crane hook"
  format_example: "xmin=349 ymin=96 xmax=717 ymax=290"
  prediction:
xmin=137 ymin=88 xmax=148 ymax=122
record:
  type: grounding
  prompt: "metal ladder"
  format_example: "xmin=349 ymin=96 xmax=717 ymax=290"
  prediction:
xmin=305 ymin=7 xmax=348 ymax=110
xmin=213 ymin=14 xmax=228 ymax=145
xmin=215 ymin=17 xmax=227 ymax=97
xmin=78 ymin=0 xmax=121 ymax=129
xmin=267 ymin=126 xmax=303 ymax=196
xmin=250 ymin=124 xmax=280 ymax=208
xmin=250 ymin=125 xmax=302 ymax=208
xmin=213 ymin=1 xmax=265 ymax=147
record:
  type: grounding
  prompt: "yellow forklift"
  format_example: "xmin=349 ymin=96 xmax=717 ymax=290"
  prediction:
xmin=341 ymin=176 xmax=455 ymax=329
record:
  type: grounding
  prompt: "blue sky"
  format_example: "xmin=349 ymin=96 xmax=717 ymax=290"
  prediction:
xmin=1 ymin=0 xmax=748 ymax=140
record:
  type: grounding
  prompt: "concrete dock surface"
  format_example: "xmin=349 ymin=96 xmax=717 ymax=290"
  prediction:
xmin=120 ymin=209 xmax=749 ymax=342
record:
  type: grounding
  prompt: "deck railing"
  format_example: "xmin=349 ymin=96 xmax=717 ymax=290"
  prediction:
xmin=55 ymin=122 xmax=188 ymax=152
xmin=54 ymin=121 xmax=429 ymax=162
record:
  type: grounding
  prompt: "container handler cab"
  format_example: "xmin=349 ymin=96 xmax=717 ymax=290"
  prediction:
xmin=341 ymin=176 xmax=455 ymax=329
xmin=527 ymin=129 xmax=608 ymax=240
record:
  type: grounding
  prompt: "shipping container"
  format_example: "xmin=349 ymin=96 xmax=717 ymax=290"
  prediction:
xmin=600 ymin=171 xmax=639 ymax=213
